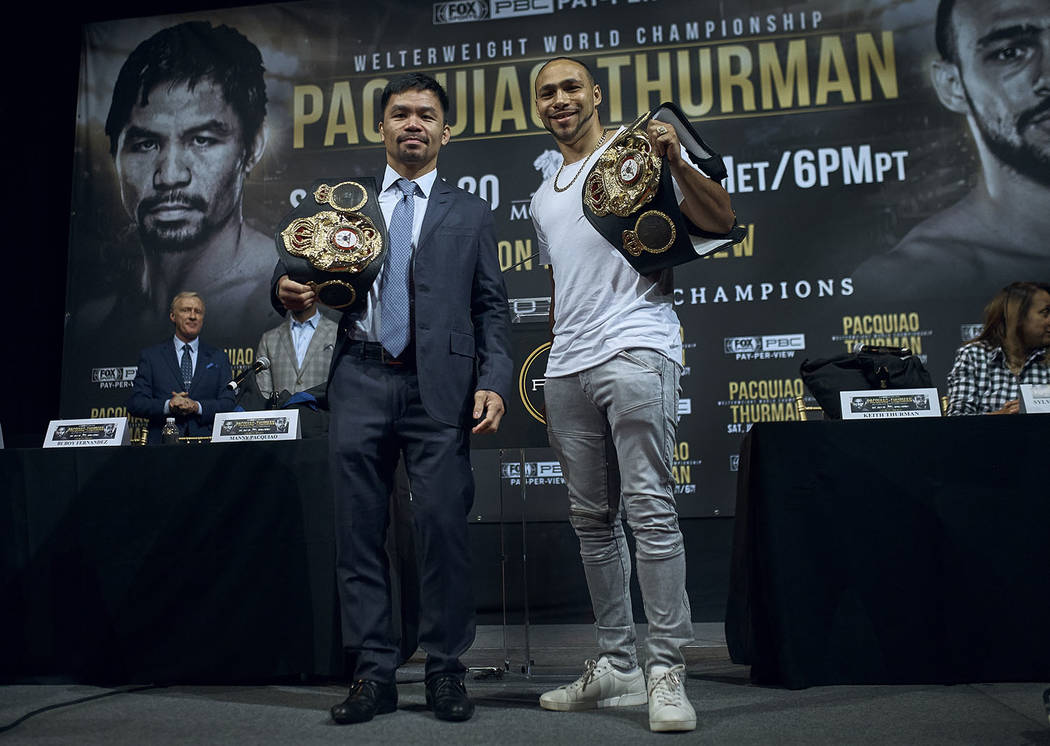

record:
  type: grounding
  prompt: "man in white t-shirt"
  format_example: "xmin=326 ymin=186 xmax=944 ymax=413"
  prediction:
xmin=530 ymin=57 xmax=736 ymax=734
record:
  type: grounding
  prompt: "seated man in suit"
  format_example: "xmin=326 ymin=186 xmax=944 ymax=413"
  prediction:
xmin=127 ymin=291 xmax=235 ymax=442
xmin=255 ymin=305 xmax=338 ymax=400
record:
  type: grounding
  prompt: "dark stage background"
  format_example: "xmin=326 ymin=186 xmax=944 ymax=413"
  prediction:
xmin=4 ymin=1 xmax=1046 ymax=686
xmin=38 ymin=0 xmax=1047 ymax=519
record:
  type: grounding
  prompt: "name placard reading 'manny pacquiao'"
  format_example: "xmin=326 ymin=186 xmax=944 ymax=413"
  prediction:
xmin=211 ymin=411 xmax=301 ymax=442
xmin=839 ymin=388 xmax=941 ymax=420
xmin=43 ymin=417 xmax=129 ymax=447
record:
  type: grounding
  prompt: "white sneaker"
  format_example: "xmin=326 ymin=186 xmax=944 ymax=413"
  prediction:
xmin=539 ymin=656 xmax=647 ymax=711
xmin=647 ymin=664 xmax=697 ymax=732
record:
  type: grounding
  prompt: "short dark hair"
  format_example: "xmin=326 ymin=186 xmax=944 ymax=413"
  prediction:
xmin=935 ymin=0 xmax=959 ymax=63
xmin=380 ymin=73 xmax=449 ymax=118
xmin=105 ymin=21 xmax=268 ymax=156
xmin=536 ymin=56 xmax=596 ymax=90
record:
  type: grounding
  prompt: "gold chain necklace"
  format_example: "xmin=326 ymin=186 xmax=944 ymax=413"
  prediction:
xmin=553 ymin=129 xmax=608 ymax=193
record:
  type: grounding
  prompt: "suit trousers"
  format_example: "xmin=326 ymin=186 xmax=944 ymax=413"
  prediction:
xmin=329 ymin=348 xmax=475 ymax=683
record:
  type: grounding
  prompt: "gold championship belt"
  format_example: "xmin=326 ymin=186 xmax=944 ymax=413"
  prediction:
xmin=274 ymin=178 xmax=387 ymax=310
xmin=583 ymin=101 xmax=746 ymax=274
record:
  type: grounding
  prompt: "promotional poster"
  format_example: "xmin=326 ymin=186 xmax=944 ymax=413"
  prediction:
xmin=62 ymin=0 xmax=1048 ymax=516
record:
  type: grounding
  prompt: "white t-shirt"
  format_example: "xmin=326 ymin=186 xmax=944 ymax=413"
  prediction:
xmin=531 ymin=128 xmax=684 ymax=378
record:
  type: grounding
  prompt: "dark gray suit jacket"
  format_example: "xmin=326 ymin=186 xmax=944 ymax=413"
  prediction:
xmin=274 ymin=175 xmax=512 ymax=427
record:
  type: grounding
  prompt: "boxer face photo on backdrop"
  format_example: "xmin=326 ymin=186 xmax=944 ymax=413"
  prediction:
xmin=933 ymin=0 xmax=1050 ymax=186
xmin=115 ymin=80 xmax=263 ymax=252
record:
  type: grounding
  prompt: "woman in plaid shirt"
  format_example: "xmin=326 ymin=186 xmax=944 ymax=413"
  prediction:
xmin=946 ymin=282 xmax=1050 ymax=415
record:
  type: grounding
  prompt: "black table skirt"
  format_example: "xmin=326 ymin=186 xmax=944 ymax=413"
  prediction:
xmin=1 ymin=440 xmax=737 ymax=684
xmin=1 ymin=440 xmax=340 ymax=683
xmin=726 ymin=416 xmax=1050 ymax=689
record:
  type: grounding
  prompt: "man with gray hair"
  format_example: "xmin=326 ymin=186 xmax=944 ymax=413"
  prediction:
xmin=127 ymin=291 xmax=235 ymax=443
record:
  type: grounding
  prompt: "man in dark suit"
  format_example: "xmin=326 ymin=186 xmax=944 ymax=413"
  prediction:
xmin=127 ymin=291 xmax=236 ymax=443
xmin=254 ymin=306 xmax=420 ymax=659
xmin=274 ymin=73 xmax=512 ymax=724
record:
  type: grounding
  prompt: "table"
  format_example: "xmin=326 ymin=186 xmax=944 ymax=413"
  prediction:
xmin=1 ymin=439 xmax=737 ymax=684
xmin=725 ymin=416 xmax=1050 ymax=689
xmin=1 ymin=440 xmax=340 ymax=683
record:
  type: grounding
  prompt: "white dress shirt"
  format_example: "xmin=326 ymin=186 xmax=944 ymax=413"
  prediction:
xmin=350 ymin=165 xmax=439 ymax=341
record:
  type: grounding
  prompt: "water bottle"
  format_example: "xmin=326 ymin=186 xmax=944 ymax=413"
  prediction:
xmin=161 ymin=417 xmax=179 ymax=445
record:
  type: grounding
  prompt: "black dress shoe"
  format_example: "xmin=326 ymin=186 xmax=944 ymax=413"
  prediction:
xmin=330 ymin=679 xmax=398 ymax=724
xmin=425 ymin=674 xmax=475 ymax=722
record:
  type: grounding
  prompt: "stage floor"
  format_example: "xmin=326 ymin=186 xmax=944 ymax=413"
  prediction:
xmin=2 ymin=624 xmax=1046 ymax=744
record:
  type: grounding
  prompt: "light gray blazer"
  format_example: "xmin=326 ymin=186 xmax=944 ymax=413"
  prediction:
xmin=255 ymin=313 xmax=339 ymax=396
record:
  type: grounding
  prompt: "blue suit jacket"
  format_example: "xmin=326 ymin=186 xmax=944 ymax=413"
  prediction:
xmin=127 ymin=339 xmax=236 ymax=443
xmin=274 ymin=175 xmax=512 ymax=427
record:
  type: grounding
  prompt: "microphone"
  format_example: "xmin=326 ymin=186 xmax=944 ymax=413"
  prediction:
xmin=226 ymin=356 xmax=270 ymax=391
xmin=502 ymin=251 xmax=542 ymax=273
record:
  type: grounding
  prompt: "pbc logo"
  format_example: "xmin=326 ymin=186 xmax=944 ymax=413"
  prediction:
xmin=723 ymin=334 xmax=806 ymax=355
xmin=433 ymin=0 xmax=552 ymax=24
xmin=491 ymin=0 xmax=553 ymax=17
xmin=729 ymin=454 xmax=740 ymax=472
xmin=91 ymin=366 xmax=137 ymax=383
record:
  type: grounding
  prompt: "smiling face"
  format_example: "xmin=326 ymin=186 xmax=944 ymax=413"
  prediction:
xmin=170 ymin=294 xmax=205 ymax=342
xmin=378 ymin=88 xmax=450 ymax=177
xmin=534 ymin=59 xmax=603 ymax=147
xmin=115 ymin=80 xmax=253 ymax=251
xmin=946 ymin=0 xmax=1050 ymax=185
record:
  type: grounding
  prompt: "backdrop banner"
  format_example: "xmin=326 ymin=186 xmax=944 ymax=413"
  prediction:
xmin=62 ymin=0 xmax=1047 ymax=517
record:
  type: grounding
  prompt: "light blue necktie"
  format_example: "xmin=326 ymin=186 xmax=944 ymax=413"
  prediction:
xmin=380 ymin=178 xmax=417 ymax=357
xmin=180 ymin=344 xmax=193 ymax=390
xmin=292 ymin=318 xmax=315 ymax=368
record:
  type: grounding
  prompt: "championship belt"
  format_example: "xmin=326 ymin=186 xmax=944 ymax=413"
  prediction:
xmin=583 ymin=101 xmax=746 ymax=274
xmin=274 ymin=178 xmax=387 ymax=311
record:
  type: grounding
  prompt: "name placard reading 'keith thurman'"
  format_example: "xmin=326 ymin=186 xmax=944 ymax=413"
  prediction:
xmin=211 ymin=411 xmax=301 ymax=442
xmin=839 ymin=387 xmax=942 ymax=420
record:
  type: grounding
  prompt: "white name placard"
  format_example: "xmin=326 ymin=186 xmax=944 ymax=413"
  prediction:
xmin=1019 ymin=384 xmax=1050 ymax=414
xmin=211 ymin=410 xmax=300 ymax=442
xmin=43 ymin=417 xmax=129 ymax=447
xmin=839 ymin=388 xmax=942 ymax=420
